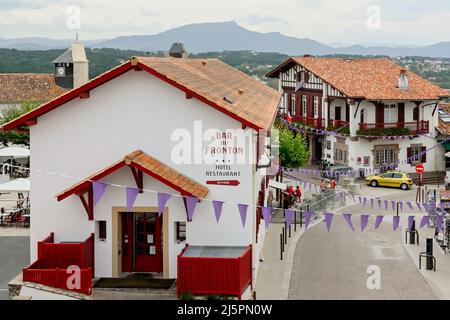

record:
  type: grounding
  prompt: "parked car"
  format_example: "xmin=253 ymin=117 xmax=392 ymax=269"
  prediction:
xmin=365 ymin=171 xmax=413 ymax=190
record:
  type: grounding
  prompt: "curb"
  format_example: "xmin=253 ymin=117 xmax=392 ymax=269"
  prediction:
xmin=279 ymin=215 xmax=324 ymax=299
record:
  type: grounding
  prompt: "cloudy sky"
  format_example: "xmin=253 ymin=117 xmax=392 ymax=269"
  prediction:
xmin=0 ymin=0 xmax=449 ymax=45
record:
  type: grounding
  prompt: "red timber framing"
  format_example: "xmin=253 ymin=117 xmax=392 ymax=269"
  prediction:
xmin=1 ymin=57 xmax=277 ymax=133
xmin=56 ymin=150 xmax=208 ymax=221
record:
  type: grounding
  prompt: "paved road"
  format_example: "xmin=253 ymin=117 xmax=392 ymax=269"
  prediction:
xmin=289 ymin=188 xmax=438 ymax=300
xmin=0 ymin=236 xmax=29 ymax=300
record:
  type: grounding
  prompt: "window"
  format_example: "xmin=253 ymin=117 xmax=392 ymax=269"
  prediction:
xmin=408 ymin=145 xmax=426 ymax=164
xmin=384 ymin=104 xmax=397 ymax=123
xmin=392 ymin=173 xmax=402 ymax=179
xmin=313 ymin=96 xmax=319 ymax=117
xmin=302 ymin=96 xmax=307 ymax=116
xmin=175 ymin=222 xmax=186 ymax=242
xmin=290 ymin=95 xmax=296 ymax=115
xmin=374 ymin=146 xmax=398 ymax=166
xmin=363 ymin=156 xmax=370 ymax=166
xmin=327 ymin=141 xmax=331 ymax=150
xmin=381 ymin=173 xmax=394 ymax=178
xmin=360 ymin=109 xmax=365 ymax=124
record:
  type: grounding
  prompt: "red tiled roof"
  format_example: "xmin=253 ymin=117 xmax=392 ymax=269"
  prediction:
xmin=0 ymin=73 xmax=66 ymax=104
xmin=267 ymin=57 xmax=449 ymax=100
xmin=2 ymin=57 xmax=281 ymax=131
xmin=56 ymin=149 xmax=209 ymax=201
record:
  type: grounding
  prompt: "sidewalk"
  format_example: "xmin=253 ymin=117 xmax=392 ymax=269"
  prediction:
xmin=401 ymin=226 xmax=450 ymax=299
xmin=255 ymin=215 xmax=323 ymax=299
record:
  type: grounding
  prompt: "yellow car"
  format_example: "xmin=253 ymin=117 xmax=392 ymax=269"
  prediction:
xmin=365 ymin=172 xmax=413 ymax=190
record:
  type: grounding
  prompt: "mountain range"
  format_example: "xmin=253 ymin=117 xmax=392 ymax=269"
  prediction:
xmin=2 ymin=21 xmax=450 ymax=58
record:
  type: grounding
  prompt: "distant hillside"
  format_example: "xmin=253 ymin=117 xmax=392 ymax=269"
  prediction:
xmin=0 ymin=48 xmax=449 ymax=89
xmin=1 ymin=21 xmax=450 ymax=58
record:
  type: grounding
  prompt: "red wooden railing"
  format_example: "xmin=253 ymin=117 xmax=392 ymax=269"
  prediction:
xmin=328 ymin=119 xmax=349 ymax=128
xmin=359 ymin=121 xmax=429 ymax=134
xmin=294 ymin=115 xmax=325 ymax=129
xmin=177 ymin=245 xmax=252 ymax=299
xmin=23 ymin=233 xmax=94 ymax=295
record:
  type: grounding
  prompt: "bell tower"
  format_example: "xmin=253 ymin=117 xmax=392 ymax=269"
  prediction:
xmin=53 ymin=36 xmax=89 ymax=89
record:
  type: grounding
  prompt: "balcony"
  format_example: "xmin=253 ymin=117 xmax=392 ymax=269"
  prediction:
xmin=327 ymin=119 xmax=349 ymax=129
xmin=294 ymin=115 xmax=325 ymax=129
xmin=358 ymin=121 xmax=429 ymax=136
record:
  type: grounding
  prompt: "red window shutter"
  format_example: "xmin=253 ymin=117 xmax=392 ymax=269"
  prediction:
xmin=398 ymin=103 xmax=405 ymax=127
xmin=407 ymin=147 xmax=412 ymax=164
xmin=421 ymin=146 xmax=427 ymax=163
xmin=376 ymin=103 xmax=384 ymax=128
xmin=345 ymin=103 xmax=350 ymax=122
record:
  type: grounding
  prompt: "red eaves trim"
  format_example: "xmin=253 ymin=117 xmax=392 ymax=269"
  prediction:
xmin=136 ymin=62 xmax=262 ymax=130
xmin=131 ymin=162 xmax=197 ymax=198
xmin=56 ymin=157 xmax=200 ymax=202
xmin=1 ymin=61 xmax=134 ymax=132
xmin=56 ymin=160 xmax=125 ymax=201
xmin=2 ymin=59 xmax=264 ymax=132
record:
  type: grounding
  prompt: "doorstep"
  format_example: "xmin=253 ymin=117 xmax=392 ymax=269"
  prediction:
xmin=8 ymin=273 xmax=91 ymax=300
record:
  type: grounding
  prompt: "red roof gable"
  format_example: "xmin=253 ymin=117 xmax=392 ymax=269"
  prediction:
xmin=2 ymin=57 xmax=281 ymax=132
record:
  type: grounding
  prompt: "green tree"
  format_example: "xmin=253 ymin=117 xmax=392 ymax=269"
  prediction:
xmin=278 ymin=127 xmax=310 ymax=168
xmin=0 ymin=101 xmax=39 ymax=146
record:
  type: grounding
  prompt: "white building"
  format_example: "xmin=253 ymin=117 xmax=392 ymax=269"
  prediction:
xmin=267 ymin=56 xmax=449 ymax=176
xmin=2 ymin=56 xmax=280 ymax=298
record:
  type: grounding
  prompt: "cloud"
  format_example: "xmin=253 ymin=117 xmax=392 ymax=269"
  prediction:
xmin=238 ymin=14 xmax=283 ymax=26
xmin=0 ymin=0 xmax=448 ymax=45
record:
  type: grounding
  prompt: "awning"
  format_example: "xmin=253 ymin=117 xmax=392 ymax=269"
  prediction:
xmin=0 ymin=146 xmax=30 ymax=158
xmin=56 ymin=149 xmax=209 ymax=220
xmin=268 ymin=180 xmax=287 ymax=190
xmin=0 ymin=178 xmax=30 ymax=192
xmin=444 ymin=142 xmax=450 ymax=152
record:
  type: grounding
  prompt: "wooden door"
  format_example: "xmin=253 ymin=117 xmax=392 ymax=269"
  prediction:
xmin=134 ymin=212 xmax=163 ymax=272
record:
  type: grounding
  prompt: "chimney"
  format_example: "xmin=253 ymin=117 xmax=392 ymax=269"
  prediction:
xmin=72 ymin=41 xmax=89 ymax=88
xmin=169 ymin=43 xmax=189 ymax=58
xmin=398 ymin=69 xmax=409 ymax=91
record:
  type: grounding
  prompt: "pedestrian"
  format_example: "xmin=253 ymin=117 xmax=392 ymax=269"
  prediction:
xmin=320 ymin=179 xmax=327 ymax=192
xmin=295 ymin=185 xmax=302 ymax=203
xmin=267 ymin=190 xmax=274 ymax=208
xmin=287 ymin=185 xmax=294 ymax=195
xmin=330 ymin=178 xmax=336 ymax=190
xmin=445 ymin=175 xmax=450 ymax=191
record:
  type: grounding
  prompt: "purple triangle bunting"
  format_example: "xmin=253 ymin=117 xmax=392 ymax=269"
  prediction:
xmin=408 ymin=216 xmax=415 ymax=230
xmin=325 ymin=213 xmax=334 ymax=232
xmin=262 ymin=207 xmax=272 ymax=230
xmin=393 ymin=216 xmax=400 ymax=231
xmin=186 ymin=196 xmax=199 ymax=221
xmin=375 ymin=215 xmax=384 ymax=229
xmin=304 ymin=211 xmax=312 ymax=230
xmin=93 ymin=182 xmax=108 ymax=207
xmin=238 ymin=204 xmax=248 ymax=227
xmin=343 ymin=214 xmax=354 ymax=231
xmin=285 ymin=209 xmax=294 ymax=228
xmin=212 ymin=200 xmax=224 ymax=223
xmin=157 ymin=192 xmax=172 ymax=217
xmin=126 ymin=187 xmax=139 ymax=210
xmin=361 ymin=215 xmax=369 ymax=232
xmin=420 ymin=215 xmax=429 ymax=228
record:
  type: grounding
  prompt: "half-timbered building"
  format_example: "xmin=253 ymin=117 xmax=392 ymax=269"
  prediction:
xmin=267 ymin=56 xmax=449 ymax=174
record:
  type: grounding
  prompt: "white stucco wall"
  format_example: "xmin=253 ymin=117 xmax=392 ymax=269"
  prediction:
xmin=29 ymin=69 xmax=261 ymax=278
